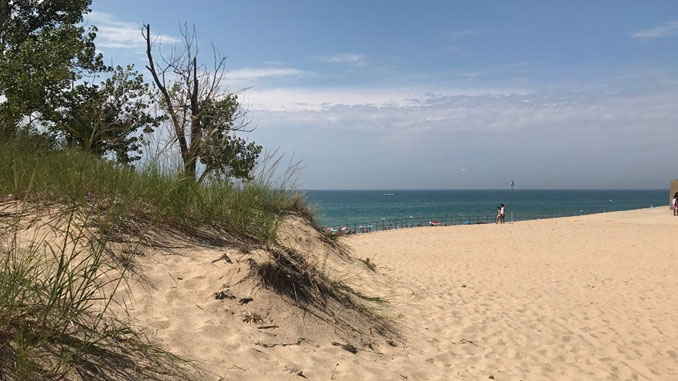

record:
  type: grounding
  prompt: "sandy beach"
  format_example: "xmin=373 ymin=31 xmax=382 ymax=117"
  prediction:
xmin=346 ymin=206 xmax=678 ymax=380
xmin=119 ymin=207 xmax=678 ymax=380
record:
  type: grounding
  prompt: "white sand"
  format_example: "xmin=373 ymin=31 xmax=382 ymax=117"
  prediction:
xmin=119 ymin=207 xmax=678 ymax=380
xmin=345 ymin=207 xmax=678 ymax=380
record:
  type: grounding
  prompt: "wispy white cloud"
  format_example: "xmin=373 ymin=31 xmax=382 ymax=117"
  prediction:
xmin=463 ymin=72 xmax=481 ymax=79
xmin=237 ymin=70 xmax=678 ymax=189
xmin=242 ymin=79 xmax=678 ymax=141
xmin=85 ymin=11 xmax=179 ymax=49
xmin=317 ymin=53 xmax=366 ymax=65
xmin=221 ymin=66 xmax=309 ymax=89
xmin=630 ymin=20 xmax=678 ymax=39
xmin=241 ymin=86 xmax=533 ymax=112
xmin=446 ymin=29 xmax=474 ymax=39
xmin=226 ymin=67 xmax=306 ymax=80
xmin=245 ymin=83 xmax=678 ymax=188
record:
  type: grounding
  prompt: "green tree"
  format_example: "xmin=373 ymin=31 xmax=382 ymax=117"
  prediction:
xmin=54 ymin=65 xmax=163 ymax=164
xmin=143 ymin=24 xmax=261 ymax=183
xmin=0 ymin=1 xmax=159 ymax=163
xmin=0 ymin=0 xmax=102 ymax=134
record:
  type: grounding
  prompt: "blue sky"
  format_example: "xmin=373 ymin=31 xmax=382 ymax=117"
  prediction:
xmin=88 ymin=1 xmax=678 ymax=189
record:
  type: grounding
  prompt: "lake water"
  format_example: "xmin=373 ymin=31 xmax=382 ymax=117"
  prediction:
xmin=304 ymin=189 xmax=667 ymax=230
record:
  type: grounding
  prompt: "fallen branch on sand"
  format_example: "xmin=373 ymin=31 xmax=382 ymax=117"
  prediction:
xmin=255 ymin=338 xmax=306 ymax=348
xmin=451 ymin=338 xmax=478 ymax=346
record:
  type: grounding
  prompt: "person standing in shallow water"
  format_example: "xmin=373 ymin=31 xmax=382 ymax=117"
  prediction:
xmin=500 ymin=203 xmax=506 ymax=223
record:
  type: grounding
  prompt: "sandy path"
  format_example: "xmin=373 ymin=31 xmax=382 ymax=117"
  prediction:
xmin=346 ymin=207 xmax=678 ymax=380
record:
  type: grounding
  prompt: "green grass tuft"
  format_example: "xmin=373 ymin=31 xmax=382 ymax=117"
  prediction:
xmin=0 ymin=203 xmax=189 ymax=379
xmin=360 ymin=257 xmax=377 ymax=272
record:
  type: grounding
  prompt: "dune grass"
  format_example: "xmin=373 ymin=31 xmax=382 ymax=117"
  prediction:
xmin=359 ymin=257 xmax=377 ymax=272
xmin=0 ymin=203 xmax=188 ymax=380
xmin=0 ymin=137 xmax=306 ymax=243
xmin=0 ymin=134 xmax=312 ymax=379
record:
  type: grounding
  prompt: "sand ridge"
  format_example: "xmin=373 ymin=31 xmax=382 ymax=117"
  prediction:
xmin=109 ymin=207 xmax=678 ymax=379
xmin=116 ymin=215 xmax=398 ymax=380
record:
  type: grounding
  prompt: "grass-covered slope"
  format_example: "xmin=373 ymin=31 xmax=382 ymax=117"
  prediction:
xmin=0 ymin=136 xmax=393 ymax=380
xmin=0 ymin=203 xmax=191 ymax=380
xmin=0 ymin=136 xmax=307 ymax=379
xmin=0 ymin=137 xmax=304 ymax=243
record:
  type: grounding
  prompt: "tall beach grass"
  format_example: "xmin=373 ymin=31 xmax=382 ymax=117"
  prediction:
xmin=0 ymin=203 xmax=187 ymax=380
xmin=0 ymin=137 xmax=308 ymax=243
xmin=0 ymin=134 xmax=311 ymax=379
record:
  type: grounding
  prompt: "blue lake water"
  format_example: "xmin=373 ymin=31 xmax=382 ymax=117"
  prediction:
xmin=304 ymin=189 xmax=667 ymax=229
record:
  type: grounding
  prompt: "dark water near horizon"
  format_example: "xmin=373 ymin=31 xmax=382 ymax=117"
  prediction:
xmin=304 ymin=190 xmax=667 ymax=230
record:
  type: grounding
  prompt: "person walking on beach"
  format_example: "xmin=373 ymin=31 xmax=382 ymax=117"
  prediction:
xmin=495 ymin=206 xmax=502 ymax=224
xmin=673 ymin=193 xmax=678 ymax=216
xmin=500 ymin=203 xmax=506 ymax=223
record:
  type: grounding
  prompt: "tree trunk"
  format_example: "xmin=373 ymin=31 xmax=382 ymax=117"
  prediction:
xmin=143 ymin=24 xmax=192 ymax=178
xmin=186 ymin=56 xmax=200 ymax=180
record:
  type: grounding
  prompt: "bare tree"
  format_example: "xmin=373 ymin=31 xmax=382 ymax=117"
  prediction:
xmin=142 ymin=24 xmax=261 ymax=183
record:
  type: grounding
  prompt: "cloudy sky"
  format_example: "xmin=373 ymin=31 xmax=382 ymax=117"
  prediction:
xmin=88 ymin=1 xmax=678 ymax=189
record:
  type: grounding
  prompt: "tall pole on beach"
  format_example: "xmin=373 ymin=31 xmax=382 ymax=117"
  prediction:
xmin=510 ymin=180 xmax=515 ymax=222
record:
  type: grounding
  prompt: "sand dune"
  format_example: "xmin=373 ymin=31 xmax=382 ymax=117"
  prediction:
xmin=116 ymin=207 xmax=678 ymax=380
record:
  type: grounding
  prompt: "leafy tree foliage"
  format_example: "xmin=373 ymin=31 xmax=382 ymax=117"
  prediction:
xmin=0 ymin=1 xmax=159 ymax=163
xmin=143 ymin=24 xmax=262 ymax=183
xmin=198 ymin=96 xmax=262 ymax=183
xmin=0 ymin=0 xmax=101 ymax=131
xmin=55 ymin=65 xmax=163 ymax=164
